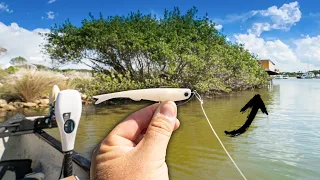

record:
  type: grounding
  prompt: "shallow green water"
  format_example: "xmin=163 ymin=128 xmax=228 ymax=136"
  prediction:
xmin=1 ymin=78 xmax=320 ymax=179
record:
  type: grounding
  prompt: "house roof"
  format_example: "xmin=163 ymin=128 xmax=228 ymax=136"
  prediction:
xmin=257 ymin=59 xmax=275 ymax=65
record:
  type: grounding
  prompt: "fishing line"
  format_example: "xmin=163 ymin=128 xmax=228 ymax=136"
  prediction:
xmin=192 ymin=91 xmax=248 ymax=180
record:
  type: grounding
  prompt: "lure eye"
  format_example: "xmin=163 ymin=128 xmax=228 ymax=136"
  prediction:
xmin=184 ymin=92 xmax=189 ymax=97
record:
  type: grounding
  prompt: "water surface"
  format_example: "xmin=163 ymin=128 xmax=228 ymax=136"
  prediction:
xmin=1 ymin=78 xmax=320 ymax=179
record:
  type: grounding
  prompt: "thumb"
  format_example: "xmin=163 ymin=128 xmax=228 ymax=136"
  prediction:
xmin=138 ymin=101 xmax=177 ymax=160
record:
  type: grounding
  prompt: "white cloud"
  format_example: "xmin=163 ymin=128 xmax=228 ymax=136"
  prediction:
xmin=234 ymin=33 xmax=298 ymax=64
xmin=234 ymin=32 xmax=320 ymax=72
xmin=247 ymin=22 xmax=271 ymax=36
xmin=46 ymin=11 xmax=55 ymax=19
xmin=228 ymin=2 xmax=312 ymax=72
xmin=257 ymin=1 xmax=301 ymax=27
xmin=213 ymin=11 xmax=257 ymax=24
xmin=215 ymin=2 xmax=301 ymax=37
xmin=214 ymin=24 xmax=223 ymax=30
xmin=309 ymin=13 xmax=320 ymax=17
xmin=0 ymin=2 xmax=13 ymax=13
xmin=0 ymin=22 xmax=51 ymax=68
xmin=248 ymin=1 xmax=301 ymax=36
xmin=0 ymin=22 xmax=92 ymax=69
xmin=294 ymin=35 xmax=320 ymax=66
xmin=48 ymin=0 xmax=56 ymax=4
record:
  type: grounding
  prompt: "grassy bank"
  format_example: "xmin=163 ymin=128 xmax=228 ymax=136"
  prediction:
xmin=0 ymin=66 xmax=268 ymax=110
xmin=0 ymin=68 xmax=91 ymax=111
xmin=73 ymin=69 xmax=268 ymax=99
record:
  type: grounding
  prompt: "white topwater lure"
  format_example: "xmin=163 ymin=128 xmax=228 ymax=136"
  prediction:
xmin=93 ymin=88 xmax=247 ymax=180
xmin=93 ymin=88 xmax=192 ymax=104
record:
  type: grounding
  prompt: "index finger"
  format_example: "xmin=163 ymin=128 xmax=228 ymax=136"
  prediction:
xmin=103 ymin=103 xmax=160 ymax=146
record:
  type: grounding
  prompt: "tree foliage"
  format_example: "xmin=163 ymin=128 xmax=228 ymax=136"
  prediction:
xmin=10 ymin=56 xmax=27 ymax=66
xmin=0 ymin=47 xmax=7 ymax=55
xmin=42 ymin=7 xmax=268 ymax=94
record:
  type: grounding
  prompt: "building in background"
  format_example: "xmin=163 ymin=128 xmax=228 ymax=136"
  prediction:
xmin=257 ymin=59 xmax=279 ymax=75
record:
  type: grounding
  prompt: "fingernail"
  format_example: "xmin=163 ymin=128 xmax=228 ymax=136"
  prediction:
xmin=160 ymin=102 xmax=177 ymax=119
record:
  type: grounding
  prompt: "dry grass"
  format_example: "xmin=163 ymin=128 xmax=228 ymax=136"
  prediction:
xmin=3 ymin=69 xmax=74 ymax=102
xmin=57 ymin=79 xmax=78 ymax=90
xmin=13 ymin=72 xmax=61 ymax=102
xmin=0 ymin=69 xmax=84 ymax=102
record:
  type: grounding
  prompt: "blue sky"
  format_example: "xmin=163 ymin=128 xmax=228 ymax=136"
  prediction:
xmin=0 ymin=0 xmax=320 ymax=71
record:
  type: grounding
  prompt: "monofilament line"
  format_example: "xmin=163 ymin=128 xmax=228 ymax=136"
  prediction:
xmin=193 ymin=91 xmax=248 ymax=180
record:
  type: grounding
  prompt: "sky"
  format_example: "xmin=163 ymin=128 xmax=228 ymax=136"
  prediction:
xmin=0 ymin=0 xmax=320 ymax=72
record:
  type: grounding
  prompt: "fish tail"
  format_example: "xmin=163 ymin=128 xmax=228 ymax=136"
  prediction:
xmin=92 ymin=94 xmax=112 ymax=104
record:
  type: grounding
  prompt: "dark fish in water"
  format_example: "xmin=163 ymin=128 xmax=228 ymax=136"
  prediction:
xmin=224 ymin=94 xmax=268 ymax=137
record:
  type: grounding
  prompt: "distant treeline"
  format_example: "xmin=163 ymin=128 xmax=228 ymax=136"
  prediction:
xmin=33 ymin=64 xmax=92 ymax=73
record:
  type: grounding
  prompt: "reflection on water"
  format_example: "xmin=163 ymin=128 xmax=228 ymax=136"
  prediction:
xmin=1 ymin=78 xmax=320 ymax=179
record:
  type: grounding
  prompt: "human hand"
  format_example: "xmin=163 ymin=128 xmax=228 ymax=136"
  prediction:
xmin=90 ymin=101 xmax=180 ymax=180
